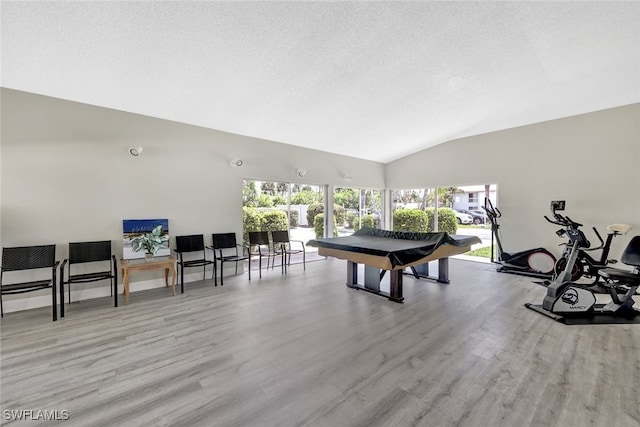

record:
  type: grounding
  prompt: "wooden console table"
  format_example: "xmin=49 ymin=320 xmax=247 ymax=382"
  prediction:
xmin=121 ymin=256 xmax=177 ymax=305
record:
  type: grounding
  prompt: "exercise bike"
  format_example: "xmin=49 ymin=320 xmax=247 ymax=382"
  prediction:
xmin=543 ymin=201 xmax=631 ymax=294
xmin=552 ymin=222 xmax=631 ymax=284
xmin=525 ymin=228 xmax=639 ymax=323
xmin=483 ymin=198 xmax=556 ymax=279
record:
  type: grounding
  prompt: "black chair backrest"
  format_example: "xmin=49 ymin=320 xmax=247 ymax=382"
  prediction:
xmin=2 ymin=245 xmax=56 ymax=271
xmin=212 ymin=233 xmax=238 ymax=250
xmin=69 ymin=241 xmax=112 ymax=264
xmin=271 ymin=231 xmax=290 ymax=244
xmin=621 ymin=236 xmax=640 ymax=267
xmin=249 ymin=231 xmax=270 ymax=246
xmin=175 ymin=235 xmax=205 ymax=253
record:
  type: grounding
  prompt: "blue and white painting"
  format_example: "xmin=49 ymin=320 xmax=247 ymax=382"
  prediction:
xmin=122 ymin=219 xmax=170 ymax=259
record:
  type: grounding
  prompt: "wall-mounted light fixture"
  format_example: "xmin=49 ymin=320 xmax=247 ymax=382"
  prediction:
xmin=342 ymin=174 xmax=353 ymax=182
xmin=129 ymin=146 xmax=143 ymax=157
xmin=296 ymin=168 xmax=307 ymax=178
xmin=229 ymin=159 xmax=244 ymax=167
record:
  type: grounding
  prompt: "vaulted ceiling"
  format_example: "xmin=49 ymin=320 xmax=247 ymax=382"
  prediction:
xmin=2 ymin=1 xmax=639 ymax=163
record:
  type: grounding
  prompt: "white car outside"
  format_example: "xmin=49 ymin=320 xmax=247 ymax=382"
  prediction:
xmin=454 ymin=210 xmax=473 ymax=224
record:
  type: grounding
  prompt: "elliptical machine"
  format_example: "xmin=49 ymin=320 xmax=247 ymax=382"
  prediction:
xmin=483 ymin=198 xmax=556 ymax=279
xmin=525 ymin=228 xmax=640 ymax=323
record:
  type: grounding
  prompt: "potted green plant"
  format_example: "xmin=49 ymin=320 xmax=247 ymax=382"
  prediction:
xmin=131 ymin=225 xmax=166 ymax=258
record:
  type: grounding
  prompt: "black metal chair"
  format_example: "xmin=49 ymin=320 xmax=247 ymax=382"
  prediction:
xmin=60 ymin=241 xmax=117 ymax=317
xmin=211 ymin=233 xmax=250 ymax=286
xmin=271 ymin=230 xmax=306 ymax=272
xmin=1 ymin=245 xmax=59 ymax=321
xmin=248 ymin=231 xmax=284 ymax=278
xmin=174 ymin=235 xmax=214 ymax=294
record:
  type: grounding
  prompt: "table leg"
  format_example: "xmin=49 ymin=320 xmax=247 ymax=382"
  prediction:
xmin=438 ymin=257 xmax=450 ymax=284
xmin=122 ymin=267 xmax=130 ymax=305
xmin=389 ymin=270 xmax=404 ymax=303
xmin=170 ymin=262 xmax=177 ymax=296
xmin=363 ymin=265 xmax=381 ymax=292
xmin=164 ymin=268 xmax=169 ymax=287
xmin=346 ymin=261 xmax=358 ymax=288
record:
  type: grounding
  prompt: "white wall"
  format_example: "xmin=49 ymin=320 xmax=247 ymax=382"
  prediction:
xmin=3 ymin=89 xmax=639 ymax=314
xmin=386 ymin=103 xmax=640 ymax=258
xmin=0 ymin=89 xmax=385 ymax=312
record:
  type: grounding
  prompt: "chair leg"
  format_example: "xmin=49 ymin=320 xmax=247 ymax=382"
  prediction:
xmin=180 ymin=264 xmax=185 ymax=294
xmin=113 ymin=276 xmax=118 ymax=308
xmin=51 ymin=284 xmax=57 ymax=322
xmin=220 ymin=261 xmax=224 ymax=286
xmin=1 ymin=293 xmax=4 ymax=318
xmin=213 ymin=259 xmax=217 ymax=286
xmin=211 ymin=257 xmax=216 ymax=285
xmin=60 ymin=280 xmax=65 ymax=318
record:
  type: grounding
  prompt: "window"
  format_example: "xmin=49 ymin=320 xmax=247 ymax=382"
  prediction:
xmin=334 ymin=187 xmax=384 ymax=235
xmin=243 ymin=180 xmax=326 ymax=264
xmin=468 ymin=192 xmax=479 ymax=209
xmin=391 ymin=188 xmax=436 ymax=232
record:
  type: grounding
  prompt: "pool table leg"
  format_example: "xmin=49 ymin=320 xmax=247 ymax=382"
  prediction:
xmin=346 ymin=261 xmax=358 ymax=288
xmin=345 ymin=261 xmax=404 ymax=303
xmin=438 ymin=257 xmax=450 ymax=284
xmin=389 ymin=270 xmax=404 ymax=303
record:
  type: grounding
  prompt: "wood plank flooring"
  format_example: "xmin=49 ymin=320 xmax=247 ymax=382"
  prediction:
xmin=1 ymin=258 xmax=639 ymax=427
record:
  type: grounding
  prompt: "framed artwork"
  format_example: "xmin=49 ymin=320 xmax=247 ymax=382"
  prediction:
xmin=122 ymin=219 xmax=170 ymax=259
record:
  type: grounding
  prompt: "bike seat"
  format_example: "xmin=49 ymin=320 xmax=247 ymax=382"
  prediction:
xmin=600 ymin=268 xmax=640 ymax=286
xmin=607 ymin=224 xmax=632 ymax=234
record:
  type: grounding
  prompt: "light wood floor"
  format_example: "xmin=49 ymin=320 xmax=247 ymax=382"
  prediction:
xmin=1 ymin=258 xmax=639 ymax=427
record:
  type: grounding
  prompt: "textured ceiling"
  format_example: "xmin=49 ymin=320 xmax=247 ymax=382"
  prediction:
xmin=2 ymin=1 xmax=639 ymax=163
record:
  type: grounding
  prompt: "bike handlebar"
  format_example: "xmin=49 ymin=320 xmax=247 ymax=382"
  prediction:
xmin=545 ymin=210 xmax=606 ymax=251
xmin=544 ymin=213 xmax=582 ymax=229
